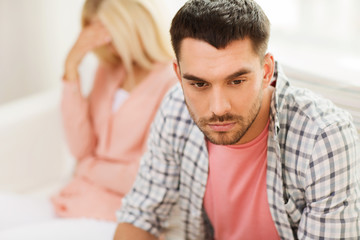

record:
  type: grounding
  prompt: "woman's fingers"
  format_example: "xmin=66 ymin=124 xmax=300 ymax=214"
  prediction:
xmin=63 ymin=21 xmax=112 ymax=82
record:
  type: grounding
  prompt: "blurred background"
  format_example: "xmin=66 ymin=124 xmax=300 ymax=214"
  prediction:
xmin=0 ymin=0 xmax=83 ymax=104
xmin=0 ymin=0 xmax=359 ymax=104
xmin=0 ymin=0 xmax=359 ymax=194
xmin=0 ymin=0 xmax=185 ymax=104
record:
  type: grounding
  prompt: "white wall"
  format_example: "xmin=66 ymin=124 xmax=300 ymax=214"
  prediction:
xmin=0 ymin=0 xmax=187 ymax=106
xmin=0 ymin=0 xmax=84 ymax=105
xmin=257 ymin=0 xmax=360 ymax=86
xmin=2 ymin=0 xmax=358 ymax=106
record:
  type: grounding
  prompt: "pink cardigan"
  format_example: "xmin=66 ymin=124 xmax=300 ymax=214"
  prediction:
xmin=51 ymin=63 xmax=177 ymax=221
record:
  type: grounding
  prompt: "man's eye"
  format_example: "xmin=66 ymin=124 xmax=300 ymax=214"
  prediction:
xmin=192 ymin=82 xmax=207 ymax=88
xmin=231 ymin=80 xmax=244 ymax=85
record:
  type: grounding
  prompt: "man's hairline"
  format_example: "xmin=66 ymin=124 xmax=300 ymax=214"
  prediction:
xmin=174 ymin=37 xmax=267 ymax=72
xmin=174 ymin=37 xmax=266 ymax=65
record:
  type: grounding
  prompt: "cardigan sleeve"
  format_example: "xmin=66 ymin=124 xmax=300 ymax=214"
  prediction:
xmin=61 ymin=76 xmax=97 ymax=160
xmin=116 ymin=88 xmax=181 ymax=237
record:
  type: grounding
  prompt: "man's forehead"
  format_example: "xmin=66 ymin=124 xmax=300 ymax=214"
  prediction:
xmin=178 ymin=37 xmax=256 ymax=61
xmin=177 ymin=37 xmax=259 ymax=72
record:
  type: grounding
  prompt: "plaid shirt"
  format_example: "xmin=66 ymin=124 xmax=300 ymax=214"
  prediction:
xmin=117 ymin=64 xmax=360 ymax=239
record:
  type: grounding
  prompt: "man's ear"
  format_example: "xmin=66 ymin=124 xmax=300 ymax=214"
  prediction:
xmin=173 ymin=60 xmax=182 ymax=83
xmin=262 ymin=53 xmax=275 ymax=89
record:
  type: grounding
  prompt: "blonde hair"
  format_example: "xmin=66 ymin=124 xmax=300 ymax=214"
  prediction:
xmin=81 ymin=0 xmax=174 ymax=76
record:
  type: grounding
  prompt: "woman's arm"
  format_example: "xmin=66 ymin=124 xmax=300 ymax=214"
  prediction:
xmin=61 ymin=21 xmax=111 ymax=159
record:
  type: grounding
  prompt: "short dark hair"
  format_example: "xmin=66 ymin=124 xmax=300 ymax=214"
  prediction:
xmin=170 ymin=0 xmax=270 ymax=60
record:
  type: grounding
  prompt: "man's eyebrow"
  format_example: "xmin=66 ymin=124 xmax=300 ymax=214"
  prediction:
xmin=225 ymin=68 xmax=252 ymax=81
xmin=182 ymin=68 xmax=252 ymax=82
xmin=182 ymin=74 xmax=206 ymax=82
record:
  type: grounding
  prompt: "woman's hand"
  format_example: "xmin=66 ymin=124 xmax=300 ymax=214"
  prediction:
xmin=63 ymin=21 xmax=112 ymax=82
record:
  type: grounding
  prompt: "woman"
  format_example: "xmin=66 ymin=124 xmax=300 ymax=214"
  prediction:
xmin=51 ymin=0 xmax=177 ymax=221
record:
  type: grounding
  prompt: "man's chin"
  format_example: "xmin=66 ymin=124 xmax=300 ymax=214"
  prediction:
xmin=205 ymin=132 xmax=240 ymax=145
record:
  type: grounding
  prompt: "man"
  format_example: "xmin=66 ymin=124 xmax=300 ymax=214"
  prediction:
xmin=114 ymin=0 xmax=360 ymax=239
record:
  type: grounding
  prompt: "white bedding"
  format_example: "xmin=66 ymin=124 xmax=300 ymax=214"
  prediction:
xmin=0 ymin=193 xmax=116 ymax=240
xmin=0 ymin=193 xmax=56 ymax=231
xmin=0 ymin=218 xmax=116 ymax=240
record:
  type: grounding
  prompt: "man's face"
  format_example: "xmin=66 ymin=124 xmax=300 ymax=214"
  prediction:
xmin=174 ymin=38 xmax=272 ymax=145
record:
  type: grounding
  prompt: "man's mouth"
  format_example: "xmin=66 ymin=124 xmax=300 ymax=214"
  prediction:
xmin=208 ymin=122 xmax=235 ymax=132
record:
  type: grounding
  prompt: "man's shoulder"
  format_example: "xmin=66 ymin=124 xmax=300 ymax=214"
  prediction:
xmin=293 ymin=86 xmax=350 ymax=122
xmin=279 ymin=83 xmax=355 ymax=135
xmin=151 ymin=83 xmax=204 ymax=154
xmin=156 ymin=83 xmax=195 ymax=129
xmin=164 ymin=83 xmax=185 ymax=102
xmin=160 ymin=83 xmax=186 ymax=115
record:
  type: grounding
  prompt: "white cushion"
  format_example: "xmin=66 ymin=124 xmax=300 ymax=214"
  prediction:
xmin=0 ymin=218 xmax=116 ymax=240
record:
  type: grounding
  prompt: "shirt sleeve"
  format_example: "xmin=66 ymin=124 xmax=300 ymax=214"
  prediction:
xmin=116 ymin=94 xmax=181 ymax=237
xmin=61 ymin=78 xmax=97 ymax=160
xmin=299 ymin=120 xmax=360 ymax=239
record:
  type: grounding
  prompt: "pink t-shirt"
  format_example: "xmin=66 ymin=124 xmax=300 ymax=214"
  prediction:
xmin=204 ymin=121 xmax=279 ymax=240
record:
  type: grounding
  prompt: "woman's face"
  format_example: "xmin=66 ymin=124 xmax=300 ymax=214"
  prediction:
xmin=90 ymin=17 xmax=121 ymax=64
xmin=91 ymin=17 xmax=115 ymax=51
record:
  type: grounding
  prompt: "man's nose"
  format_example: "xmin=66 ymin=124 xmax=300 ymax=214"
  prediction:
xmin=209 ymin=88 xmax=231 ymax=117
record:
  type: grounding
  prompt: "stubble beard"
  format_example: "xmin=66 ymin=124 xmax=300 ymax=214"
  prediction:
xmin=185 ymin=93 xmax=263 ymax=145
